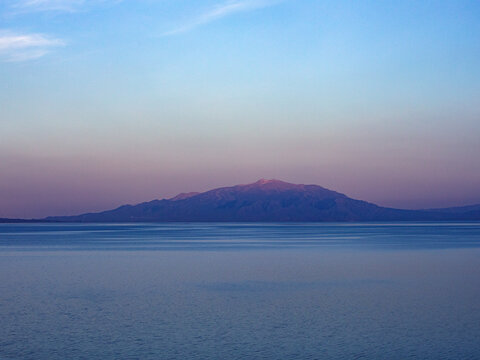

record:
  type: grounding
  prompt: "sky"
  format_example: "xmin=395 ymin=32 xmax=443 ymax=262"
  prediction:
xmin=1 ymin=0 xmax=480 ymax=218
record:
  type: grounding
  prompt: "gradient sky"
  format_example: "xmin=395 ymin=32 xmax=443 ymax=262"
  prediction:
xmin=1 ymin=0 xmax=480 ymax=218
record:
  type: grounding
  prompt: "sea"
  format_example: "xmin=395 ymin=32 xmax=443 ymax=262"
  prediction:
xmin=1 ymin=222 xmax=479 ymax=359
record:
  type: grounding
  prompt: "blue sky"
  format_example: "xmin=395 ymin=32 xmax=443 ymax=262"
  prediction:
xmin=1 ymin=0 xmax=480 ymax=217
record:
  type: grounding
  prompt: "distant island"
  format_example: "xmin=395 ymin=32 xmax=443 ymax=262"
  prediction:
xmin=11 ymin=179 xmax=472 ymax=222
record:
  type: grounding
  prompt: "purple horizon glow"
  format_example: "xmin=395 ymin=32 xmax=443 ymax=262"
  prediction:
xmin=2 ymin=106 xmax=480 ymax=218
xmin=1 ymin=1 xmax=480 ymax=218
xmin=1 ymin=142 xmax=480 ymax=218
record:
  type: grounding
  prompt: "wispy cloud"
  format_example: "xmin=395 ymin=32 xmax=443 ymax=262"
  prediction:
xmin=163 ymin=0 xmax=282 ymax=36
xmin=11 ymin=0 xmax=84 ymax=12
xmin=0 ymin=30 xmax=65 ymax=62
xmin=10 ymin=0 xmax=122 ymax=13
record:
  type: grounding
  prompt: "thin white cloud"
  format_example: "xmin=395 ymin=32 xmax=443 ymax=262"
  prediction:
xmin=10 ymin=0 xmax=121 ymax=13
xmin=0 ymin=30 xmax=65 ymax=62
xmin=14 ymin=0 xmax=84 ymax=12
xmin=163 ymin=0 xmax=282 ymax=36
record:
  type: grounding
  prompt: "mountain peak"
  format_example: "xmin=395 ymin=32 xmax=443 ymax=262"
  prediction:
xmin=254 ymin=178 xmax=283 ymax=185
xmin=245 ymin=178 xmax=302 ymax=190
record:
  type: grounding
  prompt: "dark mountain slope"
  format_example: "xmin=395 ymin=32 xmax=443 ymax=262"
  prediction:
xmin=0 ymin=218 xmax=39 ymax=223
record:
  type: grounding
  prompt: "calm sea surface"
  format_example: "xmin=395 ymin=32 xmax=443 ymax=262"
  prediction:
xmin=1 ymin=223 xmax=480 ymax=359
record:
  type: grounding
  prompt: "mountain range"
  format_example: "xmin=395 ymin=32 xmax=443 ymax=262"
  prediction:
xmin=42 ymin=179 xmax=480 ymax=222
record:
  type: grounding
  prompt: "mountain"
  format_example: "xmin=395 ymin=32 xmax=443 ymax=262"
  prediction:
xmin=427 ymin=204 xmax=480 ymax=214
xmin=0 ymin=218 xmax=38 ymax=223
xmin=45 ymin=179 xmax=480 ymax=222
xmin=169 ymin=192 xmax=200 ymax=201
